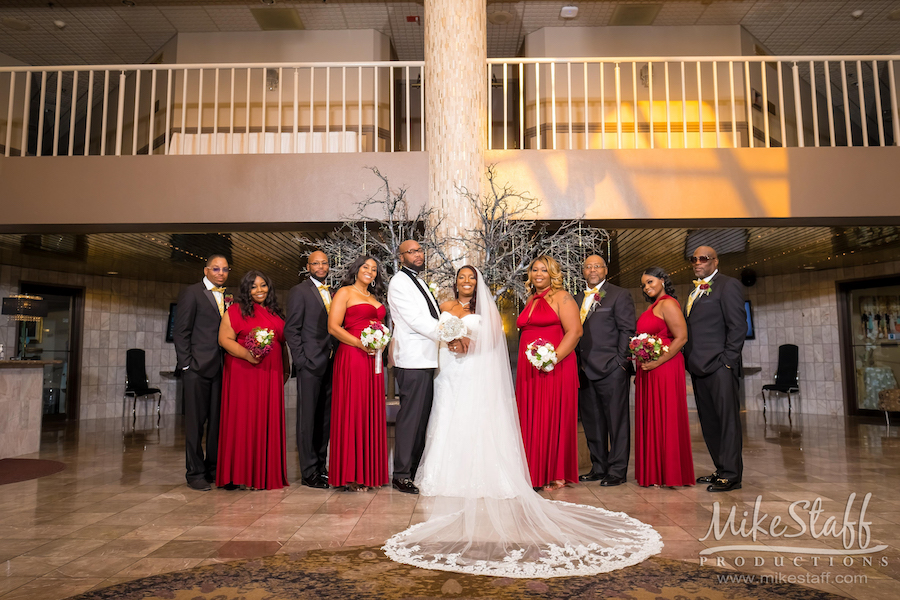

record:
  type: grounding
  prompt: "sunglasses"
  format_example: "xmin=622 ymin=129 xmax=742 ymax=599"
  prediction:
xmin=689 ymin=255 xmax=714 ymax=264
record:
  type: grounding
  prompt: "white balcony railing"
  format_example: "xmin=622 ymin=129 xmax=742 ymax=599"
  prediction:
xmin=2 ymin=56 xmax=898 ymax=158
xmin=488 ymin=55 xmax=900 ymax=150
xmin=0 ymin=61 xmax=424 ymax=157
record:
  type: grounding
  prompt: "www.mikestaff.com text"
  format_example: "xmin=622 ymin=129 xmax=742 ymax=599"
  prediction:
xmin=716 ymin=572 xmax=868 ymax=585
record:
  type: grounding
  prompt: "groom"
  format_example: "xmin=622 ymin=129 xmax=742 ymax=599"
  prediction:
xmin=387 ymin=239 xmax=440 ymax=494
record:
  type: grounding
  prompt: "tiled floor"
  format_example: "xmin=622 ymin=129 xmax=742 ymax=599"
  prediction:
xmin=1 ymin=407 xmax=899 ymax=599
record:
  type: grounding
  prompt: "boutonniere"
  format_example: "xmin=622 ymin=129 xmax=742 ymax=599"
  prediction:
xmin=591 ymin=289 xmax=607 ymax=308
xmin=224 ymin=294 xmax=234 ymax=308
xmin=698 ymin=282 xmax=712 ymax=297
xmin=427 ymin=282 xmax=439 ymax=298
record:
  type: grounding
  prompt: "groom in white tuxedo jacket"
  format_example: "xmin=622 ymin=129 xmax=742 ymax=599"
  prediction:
xmin=388 ymin=239 xmax=440 ymax=494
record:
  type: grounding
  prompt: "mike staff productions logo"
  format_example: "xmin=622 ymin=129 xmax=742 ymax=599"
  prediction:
xmin=699 ymin=492 xmax=890 ymax=573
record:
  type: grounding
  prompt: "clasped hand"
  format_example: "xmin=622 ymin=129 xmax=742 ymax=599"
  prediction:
xmin=448 ymin=337 xmax=471 ymax=355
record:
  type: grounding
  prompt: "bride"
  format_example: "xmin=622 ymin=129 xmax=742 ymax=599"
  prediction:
xmin=383 ymin=266 xmax=663 ymax=578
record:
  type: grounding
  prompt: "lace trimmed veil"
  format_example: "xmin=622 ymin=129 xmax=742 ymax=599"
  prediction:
xmin=382 ymin=267 xmax=663 ymax=578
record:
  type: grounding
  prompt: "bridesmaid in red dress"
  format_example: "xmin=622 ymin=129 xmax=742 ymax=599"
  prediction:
xmin=327 ymin=255 xmax=389 ymax=492
xmin=634 ymin=266 xmax=695 ymax=487
xmin=515 ymin=255 xmax=583 ymax=491
xmin=217 ymin=270 xmax=290 ymax=490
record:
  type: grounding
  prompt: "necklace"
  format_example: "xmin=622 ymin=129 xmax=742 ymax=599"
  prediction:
xmin=459 ymin=300 xmax=470 ymax=307
xmin=354 ymin=284 xmax=372 ymax=297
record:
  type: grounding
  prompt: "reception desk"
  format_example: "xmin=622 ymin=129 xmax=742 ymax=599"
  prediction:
xmin=0 ymin=360 xmax=58 ymax=459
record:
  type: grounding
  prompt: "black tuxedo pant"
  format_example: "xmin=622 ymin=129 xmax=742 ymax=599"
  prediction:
xmin=579 ymin=366 xmax=631 ymax=480
xmin=691 ymin=366 xmax=743 ymax=482
xmin=295 ymin=362 xmax=332 ymax=481
xmin=392 ymin=367 xmax=435 ymax=480
xmin=183 ymin=369 xmax=222 ymax=485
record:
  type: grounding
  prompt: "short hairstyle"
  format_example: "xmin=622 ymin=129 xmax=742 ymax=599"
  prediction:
xmin=525 ymin=255 xmax=564 ymax=294
xmin=641 ymin=266 xmax=677 ymax=302
xmin=206 ymin=253 xmax=229 ymax=266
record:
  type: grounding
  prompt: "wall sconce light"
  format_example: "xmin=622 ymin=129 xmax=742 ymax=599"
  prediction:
xmin=266 ymin=68 xmax=279 ymax=91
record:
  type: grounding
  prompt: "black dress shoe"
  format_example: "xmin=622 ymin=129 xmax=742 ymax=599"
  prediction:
xmin=187 ymin=479 xmax=211 ymax=491
xmin=600 ymin=476 xmax=626 ymax=487
xmin=392 ymin=478 xmax=419 ymax=494
xmin=696 ymin=473 xmax=719 ymax=484
xmin=579 ymin=471 xmax=606 ymax=482
xmin=301 ymin=474 xmax=329 ymax=489
xmin=220 ymin=483 xmax=240 ymax=491
xmin=707 ymin=478 xmax=742 ymax=492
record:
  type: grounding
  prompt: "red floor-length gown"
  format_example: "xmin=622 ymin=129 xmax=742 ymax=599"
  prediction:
xmin=217 ymin=303 xmax=289 ymax=490
xmin=634 ymin=295 xmax=695 ymax=487
xmin=515 ymin=288 xmax=580 ymax=488
xmin=330 ymin=303 xmax=389 ymax=488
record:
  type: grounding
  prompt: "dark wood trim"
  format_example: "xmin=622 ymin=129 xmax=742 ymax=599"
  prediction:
xmin=19 ymin=282 xmax=85 ymax=422
xmin=836 ymin=273 xmax=900 ymax=417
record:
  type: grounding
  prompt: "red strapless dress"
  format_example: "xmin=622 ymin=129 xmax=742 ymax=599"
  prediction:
xmin=329 ymin=303 xmax=389 ymax=488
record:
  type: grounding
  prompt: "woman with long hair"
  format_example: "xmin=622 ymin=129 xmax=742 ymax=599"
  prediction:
xmin=217 ymin=269 xmax=290 ymax=490
xmin=515 ymin=255 xmax=583 ymax=491
xmin=634 ymin=266 xmax=694 ymax=487
xmin=384 ymin=264 xmax=662 ymax=578
xmin=327 ymin=255 xmax=389 ymax=491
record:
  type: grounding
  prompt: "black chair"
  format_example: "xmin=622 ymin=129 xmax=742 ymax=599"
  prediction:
xmin=124 ymin=348 xmax=162 ymax=426
xmin=761 ymin=344 xmax=800 ymax=414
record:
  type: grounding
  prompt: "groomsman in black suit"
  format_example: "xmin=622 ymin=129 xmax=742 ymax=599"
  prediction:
xmin=574 ymin=255 xmax=636 ymax=487
xmin=683 ymin=246 xmax=747 ymax=492
xmin=174 ymin=254 xmax=230 ymax=491
xmin=285 ymin=250 xmax=335 ymax=490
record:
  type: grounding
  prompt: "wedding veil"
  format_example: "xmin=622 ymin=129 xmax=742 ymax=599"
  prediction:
xmin=382 ymin=267 xmax=663 ymax=578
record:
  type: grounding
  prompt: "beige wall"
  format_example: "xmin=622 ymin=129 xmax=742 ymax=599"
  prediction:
xmin=0 ymin=152 xmax=429 ymax=228
xmin=524 ymin=25 xmax=744 ymax=58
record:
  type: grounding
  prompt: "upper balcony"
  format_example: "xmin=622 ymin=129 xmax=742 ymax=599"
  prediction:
xmin=1 ymin=55 xmax=899 ymax=229
xmin=2 ymin=55 xmax=898 ymax=158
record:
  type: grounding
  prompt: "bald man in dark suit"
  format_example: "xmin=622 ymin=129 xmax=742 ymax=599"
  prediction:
xmin=683 ymin=245 xmax=747 ymax=493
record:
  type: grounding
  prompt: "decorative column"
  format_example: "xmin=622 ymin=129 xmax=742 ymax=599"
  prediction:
xmin=425 ymin=0 xmax=486 ymax=265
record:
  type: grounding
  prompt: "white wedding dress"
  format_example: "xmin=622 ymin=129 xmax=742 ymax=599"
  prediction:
xmin=383 ymin=269 xmax=663 ymax=578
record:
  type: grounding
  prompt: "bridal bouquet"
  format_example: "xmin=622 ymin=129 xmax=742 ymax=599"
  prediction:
xmin=438 ymin=315 xmax=468 ymax=343
xmin=244 ymin=326 xmax=276 ymax=359
xmin=360 ymin=321 xmax=392 ymax=374
xmin=629 ymin=333 xmax=669 ymax=363
xmin=525 ymin=338 xmax=557 ymax=372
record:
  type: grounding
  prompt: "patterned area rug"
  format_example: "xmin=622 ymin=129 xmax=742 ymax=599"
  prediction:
xmin=67 ymin=545 xmax=844 ymax=599
xmin=0 ymin=458 xmax=66 ymax=485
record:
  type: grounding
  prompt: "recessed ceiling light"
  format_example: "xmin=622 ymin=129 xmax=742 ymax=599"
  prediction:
xmin=121 ymin=0 xmax=135 ymax=6
xmin=851 ymin=9 xmax=864 ymax=19
xmin=803 ymin=266 xmax=816 ymax=270
xmin=107 ymin=271 xmax=119 ymax=275
xmin=53 ymin=20 xmax=66 ymax=29
xmin=261 ymin=0 xmax=275 ymax=5
xmin=560 ymin=6 xmax=579 ymax=20
xmin=488 ymin=10 xmax=514 ymax=25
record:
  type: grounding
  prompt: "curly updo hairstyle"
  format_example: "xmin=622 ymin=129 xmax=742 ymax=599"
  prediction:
xmin=641 ymin=266 xmax=677 ymax=302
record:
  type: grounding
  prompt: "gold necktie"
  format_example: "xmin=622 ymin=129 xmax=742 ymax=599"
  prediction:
xmin=318 ymin=285 xmax=332 ymax=314
xmin=686 ymin=279 xmax=704 ymax=317
xmin=580 ymin=286 xmax=601 ymax=324
xmin=211 ymin=287 xmax=226 ymax=316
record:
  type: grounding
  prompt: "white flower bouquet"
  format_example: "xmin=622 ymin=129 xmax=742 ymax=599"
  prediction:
xmin=437 ymin=315 xmax=468 ymax=343
xmin=525 ymin=338 xmax=557 ymax=372
xmin=360 ymin=321 xmax=392 ymax=373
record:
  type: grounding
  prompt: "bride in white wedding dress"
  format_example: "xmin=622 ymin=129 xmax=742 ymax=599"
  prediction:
xmin=383 ymin=266 xmax=663 ymax=578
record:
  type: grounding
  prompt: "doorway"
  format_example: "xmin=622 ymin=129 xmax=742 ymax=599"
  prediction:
xmin=18 ymin=283 xmax=84 ymax=421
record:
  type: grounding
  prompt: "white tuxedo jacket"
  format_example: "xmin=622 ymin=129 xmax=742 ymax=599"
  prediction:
xmin=387 ymin=269 xmax=440 ymax=368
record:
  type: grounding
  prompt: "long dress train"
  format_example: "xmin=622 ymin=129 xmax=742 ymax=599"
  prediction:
xmin=383 ymin=270 xmax=663 ymax=578
xmin=634 ymin=295 xmax=695 ymax=487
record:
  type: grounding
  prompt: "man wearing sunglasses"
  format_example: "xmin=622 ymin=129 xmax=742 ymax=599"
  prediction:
xmin=174 ymin=254 xmax=231 ymax=491
xmin=683 ymin=246 xmax=747 ymax=493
